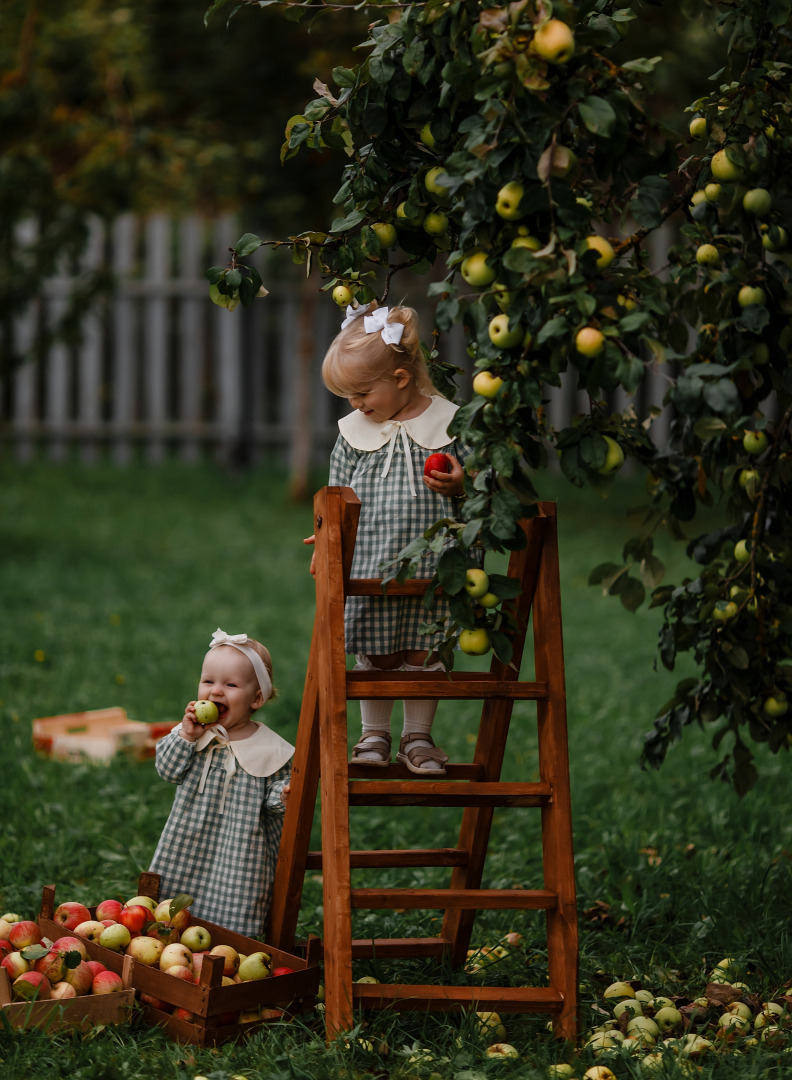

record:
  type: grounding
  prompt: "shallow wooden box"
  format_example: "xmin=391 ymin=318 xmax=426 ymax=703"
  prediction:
xmin=39 ymin=874 xmax=319 ymax=1045
xmin=32 ymin=707 xmax=177 ymax=762
xmin=0 ymin=951 xmax=134 ymax=1034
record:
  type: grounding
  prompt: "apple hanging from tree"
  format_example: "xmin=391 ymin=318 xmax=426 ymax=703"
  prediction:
xmin=459 ymin=628 xmax=491 ymax=655
xmin=472 ymin=371 xmax=503 ymax=399
xmin=743 ymin=430 xmax=768 ymax=455
xmin=332 ymin=284 xmax=354 ymax=307
xmin=495 ymin=181 xmax=525 ymax=220
xmin=465 ymin=568 xmax=490 ymax=598
xmin=530 ymin=19 xmax=575 ymax=64
xmin=575 ymin=327 xmax=605 ymax=358
xmin=460 ymin=250 xmax=495 ymax=287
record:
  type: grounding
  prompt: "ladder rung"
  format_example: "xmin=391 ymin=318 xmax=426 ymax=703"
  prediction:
xmin=348 ymin=781 xmax=552 ymax=807
xmin=347 ymin=671 xmax=548 ymax=700
xmin=353 ymin=982 xmax=565 ymax=1013
xmin=346 ymin=578 xmax=435 ymax=597
xmin=305 ymin=849 xmax=469 ymax=870
xmin=351 ymin=937 xmax=448 ymax=959
xmin=351 ymin=888 xmax=557 ymax=911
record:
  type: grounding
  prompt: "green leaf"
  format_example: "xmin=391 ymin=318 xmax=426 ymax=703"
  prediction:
xmin=234 ymin=232 xmax=264 ymax=257
xmin=578 ymin=96 xmax=617 ymax=137
xmin=332 ymin=66 xmax=357 ymax=88
xmin=436 ymin=547 xmax=468 ymax=595
xmin=170 ymin=894 xmax=194 ymax=919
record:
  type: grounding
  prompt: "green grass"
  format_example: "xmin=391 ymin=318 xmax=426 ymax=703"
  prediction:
xmin=1 ymin=461 xmax=791 ymax=1079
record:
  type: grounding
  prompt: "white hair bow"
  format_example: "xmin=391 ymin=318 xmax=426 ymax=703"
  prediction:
xmin=209 ymin=627 xmax=273 ymax=702
xmin=364 ymin=305 xmax=405 ymax=346
xmin=340 ymin=302 xmax=404 ymax=345
xmin=210 ymin=629 xmax=249 ymax=648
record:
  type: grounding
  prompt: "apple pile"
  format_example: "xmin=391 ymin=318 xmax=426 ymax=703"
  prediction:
xmin=0 ymin=913 xmax=124 ymax=1002
xmin=551 ymin=960 xmax=792 ymax=1077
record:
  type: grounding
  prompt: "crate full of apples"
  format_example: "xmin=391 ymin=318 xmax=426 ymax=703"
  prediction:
xmin=36 ymin=872 xmax=319 ymax=1045
xmin=0 ymin=913 xmax=134 ymax=1033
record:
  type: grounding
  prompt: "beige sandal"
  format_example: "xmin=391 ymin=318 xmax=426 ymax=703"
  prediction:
xmin=396 ymin=733 xmax=449 ymax=776
xmin=350 ymin=730 xmax=391 ymax=767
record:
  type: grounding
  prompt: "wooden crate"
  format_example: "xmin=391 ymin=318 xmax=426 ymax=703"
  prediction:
xmin=32 ymin=707 xmax=177 ymax=762
xmin=39 ymin=874 xmax=319 ymax=1045
xmin=0 ymin=952 xmax=134 ymax=1033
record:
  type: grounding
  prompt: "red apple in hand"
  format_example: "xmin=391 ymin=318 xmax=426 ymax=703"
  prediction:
xmin=424 ymin=453 xmax=451 ymax=477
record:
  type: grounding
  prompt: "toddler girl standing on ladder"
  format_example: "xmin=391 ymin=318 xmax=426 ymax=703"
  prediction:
xmin=305 ymin=301 xmax=470 ymax=775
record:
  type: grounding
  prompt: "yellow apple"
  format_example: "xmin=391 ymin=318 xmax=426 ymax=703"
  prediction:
xmin=332 ymin=285 xmax=354 ymax=307
xmin=712 ymin=601 xmax=738 ymax=622
xmin=575 ymin=326 xmax=605 ymax=357
xmin=424 ymin=166 xmax=450 ymax=196
xmin=465 ymin=568 xmax=490 ymax=598
xmin=710 ymin=148 xmax=744 ymax=182
xmin=488 ymin=313 xmax=523 ymax=348
xmin=530 ymin=19 xmax=575 ymax=64
xmin=423 ymin=211 xmax=449 ymax=236
xmin=704 ymin=182 xmax=722 ymax=204
xmin=734 ymin=539 xmax=751 ymax=562
xmin=689 ymin=116 xmax=707 ymax=138
xmin=763 ymin=694 xmax=788 ymax=717
xmin=472 ymin=370 xmax=503 ymax=398
xmin=596 ymin=436 xmax=624 ymax=475
xmin=495 ymin=180 xmax=525 ymax=220
xmin=459 ymin=628 xmax=491 ymax=655
xmin=583 ymin=235 xmax=615 ymax=270
xmin=194 ymin=700 xmax=219 ymax=724
xmin=743 ymin=429 xmax=767 ymax=454
xmin=742 ymin=188 xmax=772 ymax=216
xmin=461 ymin=250 xmax=496 ymax=287
xmin=738 ymin=285 xmax=766 ymax=307
xmin=370 ymin=222 xmax=397 ymax=249
xmin=419 ymin=122 xmax=435 ymax=148
xmin=695 ymin=243 xmax=720 ymax=265
xmin=510 ymin=233 xmax=541 ymax=251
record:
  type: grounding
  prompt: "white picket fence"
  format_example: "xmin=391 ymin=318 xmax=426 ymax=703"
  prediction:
xmin=0 ymin=214 xmax=674 ymax=466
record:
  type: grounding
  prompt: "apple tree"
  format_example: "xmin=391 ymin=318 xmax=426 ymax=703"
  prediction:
xmin=213 ymin=0 xmax=792 ymax=793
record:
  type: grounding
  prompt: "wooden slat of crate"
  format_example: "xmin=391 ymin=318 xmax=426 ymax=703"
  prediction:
xmin=0 ymin=954 xmax=134 ymax=1033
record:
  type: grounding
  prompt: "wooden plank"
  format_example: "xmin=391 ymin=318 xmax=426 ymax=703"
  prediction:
xmin=352 ymin=982 xmax=564 ymax=1012
xmin=346 ymin=673 xmax=548 ymax=700
xmin=304 ymin=937 xmax=450 ymax=960
xmin=144 ymin=214 xmax=169 ymax=463
xmin=178 ymin=216 xmax=204 ymax=464
xmin=351 ymin=888 xmax=557 ymax=911
xmin=315 ymin=489 xmax=357 ymax=1039
xmin=111 ymin=215 xmax=137 ymax=465
xmin=531 ymin=504 xmax=579 ymax=1042
xmin=305 ymin=849 xmax=468 ymax=870
xmin=348 ymin=781 xmax=551 ymax=807
xmin=346 ymin=578 xmax=437 ymax=596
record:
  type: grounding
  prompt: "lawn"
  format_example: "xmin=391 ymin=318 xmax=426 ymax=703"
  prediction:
xmin=1 ymin=460 xmax=791 ymax=1079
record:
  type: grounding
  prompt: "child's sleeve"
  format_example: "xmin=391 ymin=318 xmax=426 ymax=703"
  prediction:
xmin=264 ymin=761 xmax=292 ymax=815
xmin=328 ymin=435 xmax=359 ymax=487
xmin=154 ymin=728 xmax=197 ymax=784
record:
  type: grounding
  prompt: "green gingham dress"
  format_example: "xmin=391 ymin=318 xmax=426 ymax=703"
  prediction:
xmin=149 ymin=722 xmax=293 ymax=936
xmin=329 ymin=395 xmax=468 ymax=655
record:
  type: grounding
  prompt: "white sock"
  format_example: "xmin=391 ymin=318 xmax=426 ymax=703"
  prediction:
xmin=355 ymin=654 xmax=394 ymax=761
xmin=401 ymin=662 xmax=441 ymax=769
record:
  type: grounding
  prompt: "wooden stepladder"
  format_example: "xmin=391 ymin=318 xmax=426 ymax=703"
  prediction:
xmin=269 ymin=486 xmax=578 ymax=1041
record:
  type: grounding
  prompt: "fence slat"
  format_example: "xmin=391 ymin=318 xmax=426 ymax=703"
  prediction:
xmin=143 ymin=215 xmax=170 ymax=463
xmin=178 ymin=216 xmax=204 ymax=464
xmin=111 ymin=215 xmax=138 ymax=465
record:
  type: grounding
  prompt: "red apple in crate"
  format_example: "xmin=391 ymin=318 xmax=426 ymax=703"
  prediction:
xmin=125 ymin=895 xmax=157 ymax=914
xmin=424 ymin=452 xmax=451 ymax=476
xmin=91 ymin=970 xmax=123 ymax=994
xmin=2 ymin=951 xmax=30 ymax=979
xmin=53 ymin=902 xmax=92 ymax=931
xmin=0 ymin=939 xmax=11 ymax=960
xmin=173 ymin=1006 xmax=195 ymax=1021
xmin=120 ymin=904 xmax=150 ymax=934
xmin=95 ymin=899 xmax=124 ymax=923
xmin=13 ymin=971 xmax=51 ymax=1001
xmin=85 ymin=960 xmax=106 ymax=978
xmin=74 ymin=920 xmax=106 ymax=942
xmin=159 ymin=942 xmax=192 ymax=972
xmin=51 ymin=981 xmax=78 ymax=1000
xmin=126 ymin=935 xmax=164 ymax=967
xmin=146 ymin=921 xmax=179 ymax=945
xmin=272 ymin=966 xmax=296 ymax=977
xmin=8 ymin=920 xmax=42 ymax=949
xmin=165 ymin=964 xmax=195 ymax=983
xmin=140 ymin=991 xmax=170 ymax=1011
xmin=64 ymin=960 xmax=94 ymax=995
xmin=153 ymin=899 xmax=191 ymax=933
xmin=52 ymin=935 xmax=88 ymax=960
xmin=34 ymin=948 xmax=66 ymax=983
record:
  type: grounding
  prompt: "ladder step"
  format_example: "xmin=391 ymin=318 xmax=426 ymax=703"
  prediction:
xmin=304 ymin=937 xmax=450 ymax=960
xmin=349 ymin=781 xmax=552 ymax=807
xmin=353 ymin=982 xmax=565 ymax=1013
xmin=351 ymin=888 xmax=557 ymax=911
xmin=305 ymin=849 xmax=468 ymax=870
xmin=347 ymin=671 xmax=548 ymax=700
xmin=346 ymin=578 xmax=436 ymax=597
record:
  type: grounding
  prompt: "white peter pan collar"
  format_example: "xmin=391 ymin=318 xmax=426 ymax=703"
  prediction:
xmin=185 ymin=721 xmax=293 ymax=814
xmin=338 ymin=395 xmax=458 ymax=451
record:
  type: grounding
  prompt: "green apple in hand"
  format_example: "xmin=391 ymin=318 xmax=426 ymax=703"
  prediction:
xmin=194 ymin=700 xmax=219 ymax=724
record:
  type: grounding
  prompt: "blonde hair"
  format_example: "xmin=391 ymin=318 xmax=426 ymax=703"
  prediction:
xmin=322 ymin=303 xmax=438 ymax=398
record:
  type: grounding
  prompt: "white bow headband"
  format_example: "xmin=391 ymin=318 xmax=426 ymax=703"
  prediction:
xmin=209 ymin=628 xmax=273 ymax=702
xmin=340 ymin=302 xmax=405 ymax=346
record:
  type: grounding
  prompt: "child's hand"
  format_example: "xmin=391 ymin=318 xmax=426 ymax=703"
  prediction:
xmin=303 ymin=535 xmax=317 ymax=578
xmin=280 ymin=782 xmax=290 ymax=807
xmin=423 ymin=454 xmax=465 ymax=498
xmin=179 ymin=702 xmax=204 ymax=743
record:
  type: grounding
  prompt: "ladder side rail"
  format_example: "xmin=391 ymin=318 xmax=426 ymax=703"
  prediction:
xmin=268 ymin=620 xmax=321 ymax=952
xmin=315 ymin=487 xmax=360 ymax=1039
xmin=441 ymin=513 xmax=549 ymax=961
xmin=531 ymin=504 xmax=578 ymax=1041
